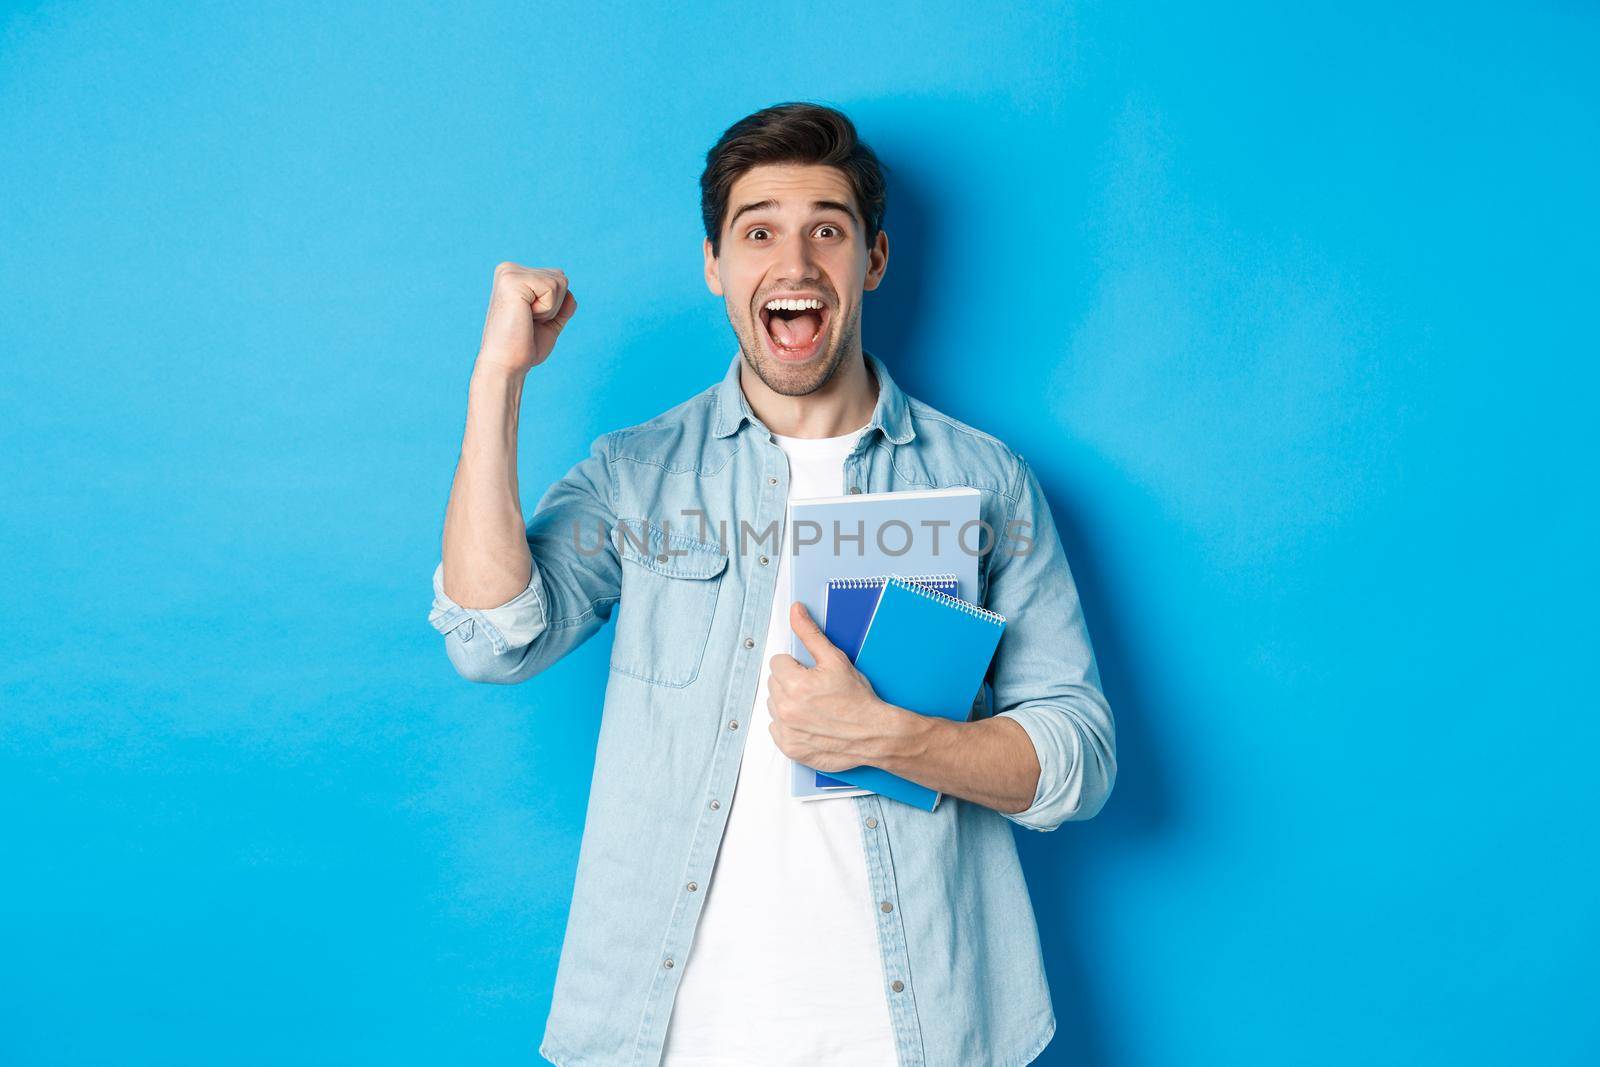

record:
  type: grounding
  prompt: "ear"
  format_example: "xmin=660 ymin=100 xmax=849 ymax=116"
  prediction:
xmin=704 ymin=237 xmax=724 ymax=297
xmin=863 ymin=228 xmax=889 ymax=292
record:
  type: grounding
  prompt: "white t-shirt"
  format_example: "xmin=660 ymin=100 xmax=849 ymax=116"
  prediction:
xmin=659 ymin=424 xmax=899 ymax=1067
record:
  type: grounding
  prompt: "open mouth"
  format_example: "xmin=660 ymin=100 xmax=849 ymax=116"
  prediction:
xmin=758 ymin=298 xmax=830 ymax=362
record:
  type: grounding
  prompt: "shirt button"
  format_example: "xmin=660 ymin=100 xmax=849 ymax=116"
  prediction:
xmin=759 ymin=555 xmax=769 ymax=565
xmin=664 ymin=958 xmax=675 ymax=969
xmin=880 ymin=901 xmax=894 ymax=913
xmin=656 ymin=552 xmax=669 ymax=562
xmin=865 ymin=817 xmax=878 ymax=829
xmin=729 ymin=719 xmax=739 ymax=730
xmin=768 ymin=476 xmax=778 ymax=485
xmin=848 ymin=486 xmax=862 ymax=494
xmin=686 ymin=881 xmax=698 ymax=892
xmin=891 ymin=980 xmax=904 ymax=993
xmin=709 ymin=799 xmax=720 ymax=810
xmin=743 ymin=637 xmax=755 ymax=649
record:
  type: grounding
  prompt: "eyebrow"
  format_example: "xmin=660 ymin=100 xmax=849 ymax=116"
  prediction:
xmin=727 ymin=198 xmax=859 ymax=231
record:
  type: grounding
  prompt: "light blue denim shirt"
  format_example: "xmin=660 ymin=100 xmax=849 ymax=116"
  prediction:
xmin=428 ymin=350 xmax=1117 ymax=1067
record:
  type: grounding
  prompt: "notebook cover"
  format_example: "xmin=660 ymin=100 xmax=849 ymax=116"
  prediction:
xmin=786 ymin=487 xmax=983 ymax=800
xmin=815 ymin=574 xmax=959 ymax=788
xmin=827 ymin=576 xmax=1007 ymax=811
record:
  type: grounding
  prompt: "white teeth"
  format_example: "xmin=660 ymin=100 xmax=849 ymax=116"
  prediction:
xmin=763 ymin=298 xmax=824 ymax=311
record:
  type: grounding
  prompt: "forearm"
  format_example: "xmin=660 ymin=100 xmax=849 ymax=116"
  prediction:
xmin=866 ymin=705 xmax=1041 ymax=815
xmin=441 ymin=363 xmax=533 ymax=608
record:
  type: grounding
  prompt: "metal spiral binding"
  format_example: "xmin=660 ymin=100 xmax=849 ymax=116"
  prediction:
xmin=883 ymin=574 xmax=1007 ymax=626
xmin=827 ymin=572 xmax=958 ymax=590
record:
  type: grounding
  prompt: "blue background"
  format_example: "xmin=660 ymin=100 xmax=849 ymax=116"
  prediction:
xmin=2 ymin=1 xmax=1595 ymax=1064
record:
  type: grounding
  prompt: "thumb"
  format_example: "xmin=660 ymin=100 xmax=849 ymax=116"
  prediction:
xmin=791 ymin=601 xmax=846 ymax=667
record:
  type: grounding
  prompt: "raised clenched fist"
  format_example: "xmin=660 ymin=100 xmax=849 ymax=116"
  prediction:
xmin=476 ymin=262 xmax=578 ymax=375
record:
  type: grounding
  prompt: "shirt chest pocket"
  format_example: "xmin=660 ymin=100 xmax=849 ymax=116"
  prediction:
xmin=610 ymin=519 xmax=730 ymax=688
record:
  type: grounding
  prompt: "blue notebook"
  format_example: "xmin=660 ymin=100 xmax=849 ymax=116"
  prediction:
xmin=786 ymin=487 xmax=982 ymax=800
xmin=827 ymin=575 xmax=1007 ymax=811
xmin=815 ymin=573 xmax=960 ymax=788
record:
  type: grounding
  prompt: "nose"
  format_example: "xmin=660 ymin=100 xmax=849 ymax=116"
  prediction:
xmin=773 ymin=227 xmax=821 ymax=284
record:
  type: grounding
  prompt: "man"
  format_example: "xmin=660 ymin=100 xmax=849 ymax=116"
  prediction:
xmin=428 ymin=102 xmax=1116 ymax=1067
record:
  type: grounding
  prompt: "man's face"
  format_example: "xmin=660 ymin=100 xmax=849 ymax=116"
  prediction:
xmin=704 ymin=163 xmax=889 ymax=398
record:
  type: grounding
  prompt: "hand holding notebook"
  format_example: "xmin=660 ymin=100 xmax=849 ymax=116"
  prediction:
xmin=825 ymin=575 xmax=1007 ymax=811
xmin=813 ymin=573 xmax=960 ymax=788
xmin=785 ymin=487 xmax=982 ymax=800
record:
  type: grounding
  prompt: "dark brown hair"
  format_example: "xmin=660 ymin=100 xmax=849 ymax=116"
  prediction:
xmin=700 ymin=102 xmax=889 ymax=257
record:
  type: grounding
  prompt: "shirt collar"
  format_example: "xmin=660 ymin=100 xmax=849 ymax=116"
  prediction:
xmin=711 ymin=348 xmax=915 ymax=445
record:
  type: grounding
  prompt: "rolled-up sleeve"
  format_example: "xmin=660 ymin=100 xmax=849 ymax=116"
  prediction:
xmin=428 ymin=433 xmax=622 ymax=685
xmin=984 ymin=453 xmax=1117 ymax=832
xmin=428 ymin=560 xmax=548 ymax=652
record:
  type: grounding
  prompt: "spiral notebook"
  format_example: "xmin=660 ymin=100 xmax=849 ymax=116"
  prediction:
xmin=814 ymin=573 xmax=961 ymax=788
xmin=786 ymin=486 xmax=983 ymax=801
xmin=826 ymin=575 xmax=1007 ymax=811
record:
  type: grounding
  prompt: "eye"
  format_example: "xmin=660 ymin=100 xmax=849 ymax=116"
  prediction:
xmin=747 ymin=227 xmax=771 ymax=241
xmin=816 ymin=224 xmax=841 ymax=238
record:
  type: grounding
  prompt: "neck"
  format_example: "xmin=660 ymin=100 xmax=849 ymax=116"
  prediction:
xmin=741 ymin=349 xmax=878 ymax=439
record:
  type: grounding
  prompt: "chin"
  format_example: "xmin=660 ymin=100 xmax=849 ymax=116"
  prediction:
xmin=746 ymin=332 xmax=841 ymax=397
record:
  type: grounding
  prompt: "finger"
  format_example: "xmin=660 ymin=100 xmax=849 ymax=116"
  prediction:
xmin=790 ymin=601 xmax=844 ymax=666
xmin=550 ymin=288 xmax=577 ymax=329
xmin=530 ymin=276 xmax=569 ymax=321
xmin=497 ymin=266 xmax=565 ymax=318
